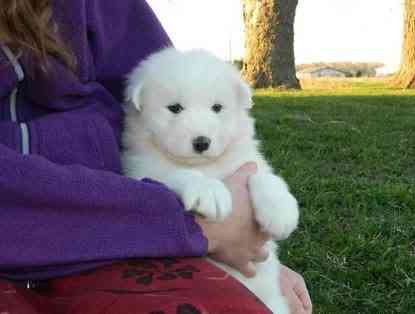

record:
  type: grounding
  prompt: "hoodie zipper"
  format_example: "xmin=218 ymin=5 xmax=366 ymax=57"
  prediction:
xmin=10 ymin=88 xmax=18 ymax=122
xmin=1 ymin=45 xmax=29 ymax=155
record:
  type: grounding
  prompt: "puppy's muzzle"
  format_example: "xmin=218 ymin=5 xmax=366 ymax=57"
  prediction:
xmin=192 ymin=136 xmax=211 ymax=154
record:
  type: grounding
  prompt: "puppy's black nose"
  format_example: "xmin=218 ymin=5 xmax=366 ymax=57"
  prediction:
xmin=193 ymin=136 xmax=211 ymax=153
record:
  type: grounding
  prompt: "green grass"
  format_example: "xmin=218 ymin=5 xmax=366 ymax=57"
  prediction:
xmin=252 ymin=79 xmax=415 ymax=314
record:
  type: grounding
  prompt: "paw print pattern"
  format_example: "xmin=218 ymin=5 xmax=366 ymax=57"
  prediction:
xmin=149 ymin=303 xmax=202 ymax=314
xmin=176 ymin=304 xmax=202 ymax=314
xmin=122 ymin=258 xmax=200 ymax=286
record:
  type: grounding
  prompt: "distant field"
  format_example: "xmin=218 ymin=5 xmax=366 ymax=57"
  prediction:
xmin=252 ymin=79 xmax=415 ymax=314
xmin=299 ymin=77 xmax=394 ymax=91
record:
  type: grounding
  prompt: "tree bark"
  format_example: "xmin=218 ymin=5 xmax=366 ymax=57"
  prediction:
xmin=242 ymin=0 xmax=300 ymax=89
xmin=395 ymin=0 xmax=415 ymax=88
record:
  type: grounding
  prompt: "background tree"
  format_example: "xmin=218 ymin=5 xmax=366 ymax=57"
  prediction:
xmin=242 ymin=0 xmax=300 ymax=89
xmin=395 ymin=0 xmax=415 ymax=88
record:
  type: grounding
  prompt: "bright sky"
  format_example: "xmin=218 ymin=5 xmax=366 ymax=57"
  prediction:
xmin=147 ymin=0 xmax=404 ymax=72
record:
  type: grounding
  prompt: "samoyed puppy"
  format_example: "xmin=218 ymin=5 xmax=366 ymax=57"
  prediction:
xmin=122 ymin=47 xmax=299 ymax=314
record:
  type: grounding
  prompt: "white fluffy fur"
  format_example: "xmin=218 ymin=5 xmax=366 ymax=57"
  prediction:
xmin=122 ymin=47 xmax=299 ymax=314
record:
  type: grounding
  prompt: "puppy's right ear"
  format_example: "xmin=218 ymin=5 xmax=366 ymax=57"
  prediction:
xmin=125 ymin=82 xmax=144 ymax=111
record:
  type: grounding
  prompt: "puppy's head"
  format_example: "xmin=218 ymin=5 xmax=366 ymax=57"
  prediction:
xmin=125 ymin=48 xmax=253 ymax=165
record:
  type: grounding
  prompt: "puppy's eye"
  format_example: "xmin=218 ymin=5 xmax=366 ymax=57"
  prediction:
xmin=167 ymin=103 xmax=184 ymax=114
xmin=212 ymin=104 xmax=223 ymax=113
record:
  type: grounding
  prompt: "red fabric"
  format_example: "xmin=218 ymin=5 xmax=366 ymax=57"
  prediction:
xmin=0 ymin=258 xmax=272 ymax=314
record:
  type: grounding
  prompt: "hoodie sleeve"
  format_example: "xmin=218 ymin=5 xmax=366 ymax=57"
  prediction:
xmin=0 ymin=141 xmax=207 ymax=280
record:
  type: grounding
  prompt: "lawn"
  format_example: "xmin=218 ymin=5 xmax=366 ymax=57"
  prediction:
xmin=251 ymin=79 xmax=415 ymax=314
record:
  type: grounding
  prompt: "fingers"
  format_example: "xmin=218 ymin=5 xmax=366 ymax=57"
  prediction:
xmin=232 ymin=248 xmax=268 ymax=277
xmin=251 ymin=247 xmax=269 ymax=263
xmin=258 ymin=230 xmax=272 ymax=242
xmin=280 ymin=264 xmax=313 ymax=314
xmin=286 ymin=289 xmax=309 ymax=314
xmin=293 ymin=279 xmax=313 ymax=314
xmin=236 ymin=162 xmax=258 ymax=175
xmin=226 ymin=162 xmax=258 ymax=182
xmin=237 ymin=261 xmax=256 ymax=278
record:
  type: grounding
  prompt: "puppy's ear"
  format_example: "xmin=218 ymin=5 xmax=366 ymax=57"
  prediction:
xmin=125 ymin=81 xmax=144 ymax=111
xmin=236 ymin=80 xmax=253 ymax=109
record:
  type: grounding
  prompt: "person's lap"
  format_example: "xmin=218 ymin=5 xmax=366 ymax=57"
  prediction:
xmin=0 ymin=258 xmax=271 ymax=314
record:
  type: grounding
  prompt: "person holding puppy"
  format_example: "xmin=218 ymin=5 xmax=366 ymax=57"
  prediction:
xmin=0 ymin=0 xmax=312 ymax=313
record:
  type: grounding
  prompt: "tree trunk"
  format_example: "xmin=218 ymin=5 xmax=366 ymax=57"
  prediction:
xmin=242 ymin=0 xmax=300 ymax=89
xmin=395 ymin=0 xmax=415 ymax=88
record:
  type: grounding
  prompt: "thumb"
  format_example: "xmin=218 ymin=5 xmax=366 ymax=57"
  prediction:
xmin=237 ymin=261 xmax=257 ymax=278
xmin=226 ymin=162 xmax=258 ymax=183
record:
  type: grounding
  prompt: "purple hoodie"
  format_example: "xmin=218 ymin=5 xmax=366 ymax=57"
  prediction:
xmin=0 ymin=0 xmax=207 ymax=281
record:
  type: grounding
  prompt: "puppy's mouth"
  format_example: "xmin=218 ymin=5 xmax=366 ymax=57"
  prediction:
xmin=166 ymin=152 xmax=217 ymax=166
xmin=148 ymin=137 xmax=224 ymax=166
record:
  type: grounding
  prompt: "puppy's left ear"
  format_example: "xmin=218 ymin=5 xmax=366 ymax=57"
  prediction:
xmin=125 ymin=81 xmax=144 ymax=112
xmin=236 ymin=80 xmax=253 ymax=109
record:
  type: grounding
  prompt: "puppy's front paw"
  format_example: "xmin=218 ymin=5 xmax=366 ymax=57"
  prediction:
xmin=180 ymin=176 xmax=232 ymax=222
xmin=249 ymin=173 xmax=299 ymax=240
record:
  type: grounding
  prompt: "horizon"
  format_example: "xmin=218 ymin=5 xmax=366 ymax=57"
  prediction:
xmin=147 ymin=0 xmax=404 ymax=73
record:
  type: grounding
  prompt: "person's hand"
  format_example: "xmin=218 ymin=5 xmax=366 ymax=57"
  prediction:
xmin=280 ymin=264 xmax=312 ymax=314
xmin=196 ymin=162 xmax=270 ymax=278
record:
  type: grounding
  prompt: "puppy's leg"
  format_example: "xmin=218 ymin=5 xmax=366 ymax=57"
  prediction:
xmin=248 ymin=172 xmax=299 ymax=240
xmin=165 ymin=169 xmax=232 ymax=221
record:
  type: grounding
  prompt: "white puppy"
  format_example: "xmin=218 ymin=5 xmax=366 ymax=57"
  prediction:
xmin=122 ymin=47 xmax=299 ymax=314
